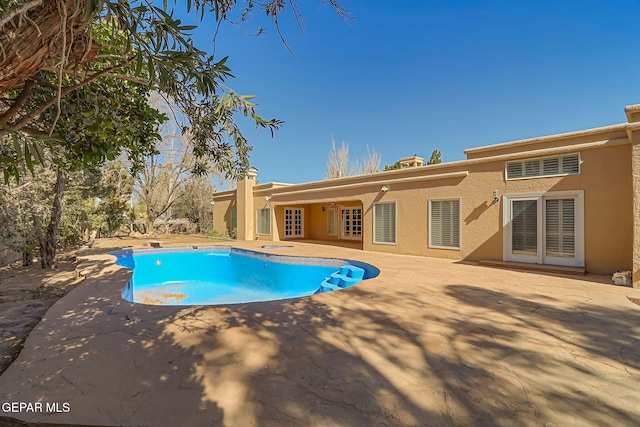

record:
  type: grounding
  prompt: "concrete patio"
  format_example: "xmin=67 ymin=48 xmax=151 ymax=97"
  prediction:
xmin=1 ymin=239 xmax=639 ymax=426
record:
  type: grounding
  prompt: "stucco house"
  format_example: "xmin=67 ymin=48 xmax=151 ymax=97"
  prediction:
xmin=212 ymin=104 xmax=640 ymax=286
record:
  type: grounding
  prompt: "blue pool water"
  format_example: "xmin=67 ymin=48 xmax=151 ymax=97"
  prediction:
xmin=111 ymin=246 xmax=379 ymax=306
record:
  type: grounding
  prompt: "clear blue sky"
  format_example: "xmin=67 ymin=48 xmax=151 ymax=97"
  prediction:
xmin=188 ymin=0 xmax=640 ymax=185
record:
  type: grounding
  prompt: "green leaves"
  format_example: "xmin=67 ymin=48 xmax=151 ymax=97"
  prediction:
xmin=0 ymin=128 xmax=50 ymax=183
xmin=1 ymin=0 xmax=349 ymax=182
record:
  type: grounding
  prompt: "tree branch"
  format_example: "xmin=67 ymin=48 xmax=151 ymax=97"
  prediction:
xmin=40 ymin=65 xmax=151 ymax=86
xmin=0 ymin=79 xmax=36 ymax=125
xmin=0 ymin=0 xmax=43 ymax=29
xmin=9 ymin=56 xmax=137 ymax=132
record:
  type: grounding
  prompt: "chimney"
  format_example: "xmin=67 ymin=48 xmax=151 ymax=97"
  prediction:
xmin=398 ymin=155 xmax=424 ymax=168
xmin=236 ymin=167 xmax=258 ymax=240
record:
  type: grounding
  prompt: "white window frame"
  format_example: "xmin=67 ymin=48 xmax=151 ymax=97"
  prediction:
xmin=505 ymin=153 xmax=581 ymax=181
xmin=373 ymin=201 xmax=397 ymax=245
xmin=256 ymin=208 xmax=271 ymax=236
xmin=428 ymin=198 xmax=461 ymax=250
xmin=327 ymin=206 xmax=337 ymax=236
xmin=284 ymin=207 xmax=304 ymax=239
xmin=503 ymin=190 xmax=584 ymax=267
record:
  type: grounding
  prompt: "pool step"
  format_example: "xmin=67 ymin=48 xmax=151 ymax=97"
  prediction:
xmin=315 ymin=264 xmax=366 ymax=294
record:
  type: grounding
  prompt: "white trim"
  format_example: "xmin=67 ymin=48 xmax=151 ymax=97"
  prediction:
xmin=503 ymin=190 xmax=584 ymax=267
xmin=372 ymin=201 xmax=397 ymax=245
xmin=428 ymin=198 xmax=461 ymax=250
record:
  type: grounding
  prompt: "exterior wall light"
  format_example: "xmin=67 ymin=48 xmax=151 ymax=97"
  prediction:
xmin=381 ymin=185 xmax=389 ymax=192
xmin=265 ymin=195 xmax=271 ymax=201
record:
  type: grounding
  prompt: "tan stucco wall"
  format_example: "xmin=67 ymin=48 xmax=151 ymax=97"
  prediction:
xmin=631 ymin=129 xmax=640 ymax=286
xmin=212 ymin=107 xmax=637 ymax=276
xmin=236 ymin=173 xmax=257 ymax=240
xmin=581 ymin=144 xmax=633 ymax=274
xmin=270 ymin=204 xmax=312 ymax=241
xmin=308 ymin=201 xmax=362 ymax=241
xmin=308 ymin=204 xmax=332 ymax=241
xmin=212 ymin=192 xmax=236 ymax=235
xmin=262 ymin=142 xmax=632 ymax=274
xmin=359 ymin=174 xmax=467 ymax=259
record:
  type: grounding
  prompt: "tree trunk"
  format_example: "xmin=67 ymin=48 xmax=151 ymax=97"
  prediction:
xmin=145 ymin=205 xmax=156 ymax=236
xmin=27 ymin=211 xmax=46 ymax=267
xmin=21 ymin=245 xmax=33 ymax=267
xmin=146 ymin=221 xmax=153 ymax=236
xmin=41 ymin=170 xmax=65 ymax=268
xmin=32 ymin=211 xmax=46 ymax=266
xmin=0 ymin=0 xmax=95 ymax=94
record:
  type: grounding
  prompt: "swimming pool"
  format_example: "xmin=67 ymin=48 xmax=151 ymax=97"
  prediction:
xmin=112 ymin=246 xmax=379 ymax=306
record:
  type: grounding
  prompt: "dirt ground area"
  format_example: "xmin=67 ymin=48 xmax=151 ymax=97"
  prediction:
xmin=0 ymin=253 xmax=83 ymax=375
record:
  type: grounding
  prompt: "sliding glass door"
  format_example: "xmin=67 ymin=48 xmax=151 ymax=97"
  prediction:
xmin=504 ymin=191 xmax=583 ymax=267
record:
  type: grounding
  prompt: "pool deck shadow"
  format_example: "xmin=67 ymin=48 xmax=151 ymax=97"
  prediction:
xmin=1 ymin=239 xmax=640 ymax=426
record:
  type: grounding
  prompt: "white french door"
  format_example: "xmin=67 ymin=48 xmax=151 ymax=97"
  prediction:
xmin=340 ymin=208 xmax=363 ymax=241
xmin=504 ymin=191 xmax=584 ymax=267
xmin=284 ymin=208 xmax=304 ymax=238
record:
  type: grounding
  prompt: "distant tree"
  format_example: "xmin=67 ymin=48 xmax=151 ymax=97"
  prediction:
xmin=0 ymin=168 xmax=56 ymax=266
xmin=324 ymin=139 xmax=350 ymax=179
xmin=324 ymin=139 xmax=380 ymax=179
xmin=384 ymin=149 xmax=442 ymax=170
xmin=0 ymin=73 xmax=162 ymax=267
xmin=173 ymin=174 xmax=216 ymax=233
xmin=0 ymin=159 xmax=135 ymax=266
xmin=353 ymin=146 xmax=381 ymax=175
xmin=59 ymin=160 xmax=134 ymax=245
xmin=427 ymin=149 xmax=442 ymax=165
xmin=384 ymin=161 xmax=401 ymax=171
xmin=134 ymin=132 xmax=193 ymax=235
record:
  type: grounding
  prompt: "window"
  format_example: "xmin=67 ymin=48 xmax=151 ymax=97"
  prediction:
xmin=327 ymin=207 xmax=337 ymax=236
xmin=545 ymin=198 xmax=575 ymax=258
xmin=429 ymin=199 xmax=460 ymax=249
xmin=256 ymin=208 xmax=270 ymax=235
xmin=511 ymin=200 xmax=537 ymax=255
xmin=506 ymin=153 xmax=580 ymax=180
xmin=230 ymin=209 xmax=237 ymax=232
xmin=373 ymin=202 xmax=396 ymax=244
